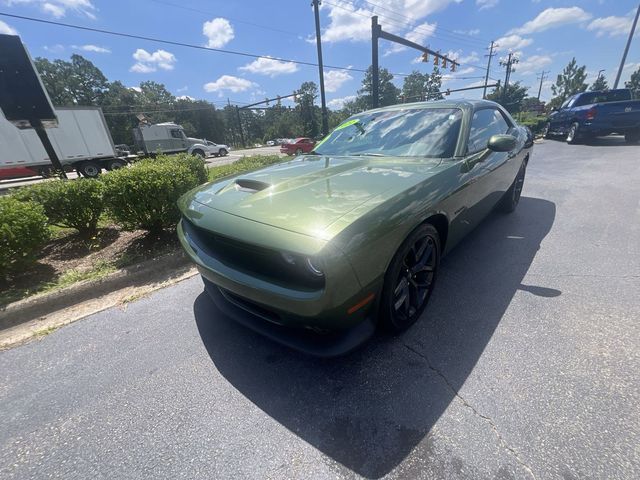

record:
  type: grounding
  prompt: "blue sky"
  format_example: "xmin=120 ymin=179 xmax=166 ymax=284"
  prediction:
xmin=0 ymin=0 xmax=638 ymax=108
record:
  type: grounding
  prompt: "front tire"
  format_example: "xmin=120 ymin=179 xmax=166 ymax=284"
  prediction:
xmin=380 ymin=224 xmax=440 ymax=333
xmin=566 ymin=122 xmax=581 ymax=144
xmin=542 ymin=123 xmax=551 ymax=139
xmin=295 ymin=148 xmax=303 ymax=156
xmin=106 ymin=159 xmax=126 ymax=171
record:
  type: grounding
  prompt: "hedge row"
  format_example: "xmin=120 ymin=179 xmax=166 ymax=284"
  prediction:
xmin=1 ymin=154 xmax=284 ymax=278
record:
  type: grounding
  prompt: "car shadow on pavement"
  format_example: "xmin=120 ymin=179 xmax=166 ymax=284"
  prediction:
xmin=194 ymin=196 xmax=556 ymax=478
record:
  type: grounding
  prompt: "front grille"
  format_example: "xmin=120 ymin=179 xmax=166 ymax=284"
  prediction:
xmin=219 ymin=287 xmax=283 ymax=325
xmin=183 ymin=218 xmax=324 ymax=291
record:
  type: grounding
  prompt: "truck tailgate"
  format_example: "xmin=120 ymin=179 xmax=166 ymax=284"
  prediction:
xmin=597 ymin=100 xmax=640 ymax=128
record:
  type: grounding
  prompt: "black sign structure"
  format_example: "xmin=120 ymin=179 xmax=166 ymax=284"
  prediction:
xmin=0 ymin=34 xmax=66 ymax=177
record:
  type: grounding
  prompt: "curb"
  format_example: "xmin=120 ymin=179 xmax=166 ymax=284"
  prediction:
xmin=0 ymin=251 xmax=193 ymax=331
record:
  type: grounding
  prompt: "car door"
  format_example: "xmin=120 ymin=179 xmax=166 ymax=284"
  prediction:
xmin=552 ymin=96 xmax=575 ymax=133
xmin=453 ymin=108 xmax=514 ymax=235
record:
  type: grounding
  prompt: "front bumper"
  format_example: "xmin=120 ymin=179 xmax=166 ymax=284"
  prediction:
xmin=178 ymin=217 xmax=381 ymax=345
xmin=203 ymin=278 xmax=376 ymax=357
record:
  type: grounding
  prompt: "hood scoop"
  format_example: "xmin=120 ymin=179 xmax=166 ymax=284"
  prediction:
xmin=218 ymin=178 xmax=273 ymax=195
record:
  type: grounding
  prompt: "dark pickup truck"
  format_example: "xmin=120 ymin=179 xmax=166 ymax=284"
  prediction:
xmin=544 ymin=89 xmax=640 ymax=144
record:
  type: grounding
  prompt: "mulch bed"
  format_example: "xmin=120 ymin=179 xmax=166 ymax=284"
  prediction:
xmin=1 ymin=226 xmax=180 ymax=307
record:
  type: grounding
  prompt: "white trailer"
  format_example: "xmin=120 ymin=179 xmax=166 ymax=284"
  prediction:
xmin=0 ymin=106 xmax=127 ymax=178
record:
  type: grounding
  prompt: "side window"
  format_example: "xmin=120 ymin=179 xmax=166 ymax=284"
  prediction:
xmin=170 ymin=129 xmax=183 ymax=139
xmin=467 ymin=109 xmax=510 ymax=154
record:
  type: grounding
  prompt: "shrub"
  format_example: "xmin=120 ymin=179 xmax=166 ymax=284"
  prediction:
xmin=14 ymin=179 xmax=105 ymax=238
xmin=0 ymin=196 xmax=50 ymax=278
xmin=102 ymin=159 xmax=201 ymax=233
xmin=153 ymin=153 xmax=208 ymax=185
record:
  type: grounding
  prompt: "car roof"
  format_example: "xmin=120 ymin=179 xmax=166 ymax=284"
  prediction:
xmin=366 ymin=98 xmax=501 ymax=114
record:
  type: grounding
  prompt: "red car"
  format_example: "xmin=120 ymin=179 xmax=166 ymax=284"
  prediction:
xmin=280 ymin=137 xmax=316 ymax=156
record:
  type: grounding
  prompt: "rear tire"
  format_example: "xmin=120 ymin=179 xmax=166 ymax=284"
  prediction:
xmin=498 ymin=160 xmax=526 ymax=214
xmin=219 ymin=148 xmax=228 ymax=156
xmin=106 ymin=159 xmax=126 ymax=171
xmin=77 ymin=161 xmax=101 ymax=178
xmin=192 ymin=149 xmax=205 ymax=159
xmin=380 ymin=224 xmax=440 ymax=333
xmin=566 ymin=122 xmax=581 ymax=144
xmin=624 ymin=130 xmax=640 ymax=144
xmin=295 ymin=148 xmax=303 ymax=156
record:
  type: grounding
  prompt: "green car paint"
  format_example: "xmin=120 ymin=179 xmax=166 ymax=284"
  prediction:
xmin=178 ymin=99 xmax=533 ymax=355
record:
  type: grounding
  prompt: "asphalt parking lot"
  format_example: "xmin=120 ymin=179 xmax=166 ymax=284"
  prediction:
xmin=1 ymin=137 xmax=639 ymax=479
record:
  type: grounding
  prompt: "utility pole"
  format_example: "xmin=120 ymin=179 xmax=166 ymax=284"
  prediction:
xmin=483 ymin=41 xmax=497 ymax=99
xmin=371 ymin=16 xmax=380 ymax=109
xmin=536 ymin=70 xmax=550 ymax=100
xmin=312 ymin=0 xmax=329 ymax=136
xmin=614 ymin=2 xmax=640 ymax=88
xmin=235 ymin=106 xmax=245 ymax=148
xmin=499 ymin=52 xmax=519 ymax=101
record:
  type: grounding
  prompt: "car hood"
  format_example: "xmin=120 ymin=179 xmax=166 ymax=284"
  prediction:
xmin=186 ymin=155 xmax=443 ymax=238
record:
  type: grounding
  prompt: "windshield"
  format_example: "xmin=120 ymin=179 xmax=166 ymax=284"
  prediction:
xmin=314 ymin=108 xmax=463 ymax=158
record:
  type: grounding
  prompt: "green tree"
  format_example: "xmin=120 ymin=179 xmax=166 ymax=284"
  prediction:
xmin=549 ymin=57 xmax=587 ymax=109
xmin=357 ymin=66 xmax=400 ymax=109
xmin=34 ymin=54 xmax=109 ymax=105
xmin=590 ymin=74 xmax=609 ymax=91
xmin=101 ymin=81 xmax=140 ymax=145
xmin=486 ymin=82 xmax=529 ymax=113
xmin=295 ymin=81 xmax=319 ymax=138
xmin=625 ymin=66 xmax=640 ymax=97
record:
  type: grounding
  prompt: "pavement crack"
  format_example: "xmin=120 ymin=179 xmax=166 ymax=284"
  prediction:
xmin=403 ymin=343 xmax=538 ymax=480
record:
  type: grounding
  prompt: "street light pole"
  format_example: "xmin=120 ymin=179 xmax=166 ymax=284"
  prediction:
xmin=614 ymin=2 xmax=640 ymax=88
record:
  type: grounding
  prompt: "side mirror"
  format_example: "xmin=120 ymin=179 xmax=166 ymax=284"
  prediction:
xmin=487 ymin=134 xmax=517 ymax=152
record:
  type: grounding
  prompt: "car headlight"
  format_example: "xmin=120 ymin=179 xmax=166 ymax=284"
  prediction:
xmin=280 ymin=252 xmax=324 ymax=277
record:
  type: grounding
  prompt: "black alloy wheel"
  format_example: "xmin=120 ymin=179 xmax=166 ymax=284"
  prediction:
xmin=381 ymin=224 xmax=440 ymax=332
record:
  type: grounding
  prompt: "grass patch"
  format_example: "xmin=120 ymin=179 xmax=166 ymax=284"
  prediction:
xmin=0 ymin=260 xmax=116 ymax=307
xmin=208 ymin=155 xmax=286 ymax=182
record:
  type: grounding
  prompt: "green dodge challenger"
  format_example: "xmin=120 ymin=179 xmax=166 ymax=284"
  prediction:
xmin=178 ymin=100 xmax=533 ymax=356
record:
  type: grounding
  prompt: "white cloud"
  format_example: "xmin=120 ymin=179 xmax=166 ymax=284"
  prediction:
xmin=495 ymin=34 xmax=533 ymax=51
xmin=72 ymin=44 xmax=110 ymax=53
xmin=43 ymin=44 xmax=65 ymax=53
xmin=509 ymin=7 xmax=592 ymax=35
xmin=42 ymin=2 xmax=64 ymax=17
xmin=129 ymin=86 xmax=142 ymax=93
xmin=516 ymin=54 xmax=552 ymax=75
xmin=204 ymin=75 xmax=257 ymax=93
xmin=203 ymin=18 xmax=234 ymax=48
xmin=130 ymin=48 xmax=176 ymax=73
xmin=385 ymin=22 xmax=437 ymax=56
xmin=328 ymin=95 xmax=356 ymax=109
xmin=454 ymin=28 xmax=480 ymax=36
xmin=177 ymin=95 xmax=195 ymax=101
xmin=448 ymin=50 xmax=480 ymax=65
xmin=324 ymin=70 xmax=353 ymax=92
xmin=476 ymin=0 xmax=498 ymax=10
xmin=239 ymin=56 xmax=298 ymax=77
xmin=0 ymin=20 xmax=17 ymax=35
xmin=587 ymin=15 xmax=634 ymax=37
xmin=12 ymin=0 xmax=97 ymax=19
xmin=320 ymin=0 xmax=461 ymax=43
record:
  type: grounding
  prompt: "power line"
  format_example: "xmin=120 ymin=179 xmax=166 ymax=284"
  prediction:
xmin=323 ymin=0 xmax=487 ymax=49
xmin=0 ymin=11 xmax=369 ymax=74
xmin=358 ymin=0 xmax=492 ymax=44
xmin=0 ymin=11 xmax=428 ymax=79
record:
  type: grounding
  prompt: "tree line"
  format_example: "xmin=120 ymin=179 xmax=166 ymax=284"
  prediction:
xmin=33 ymin=54 xmax=640 ymax=147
